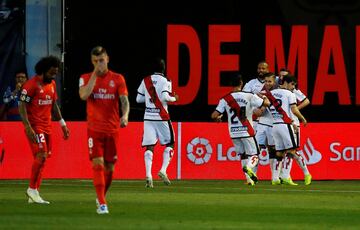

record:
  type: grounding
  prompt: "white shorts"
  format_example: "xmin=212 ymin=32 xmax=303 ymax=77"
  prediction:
xmin=272 ymin=123 xmax=297 ymax=151
xmin=255 ymin=123 xmax=274 ymax=146
xmin=142 ymin=120 xmax=175 ymax=147
xmin=232 ymin=137 xmax=259 ymax=156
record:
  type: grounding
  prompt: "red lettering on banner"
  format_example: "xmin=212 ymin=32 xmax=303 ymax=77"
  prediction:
xmin=265 ymin=25 xmax=308 ymax=94
xmin=167 ymin=25 xmax=202 ymax=105
xmin=312 ymin=26 xmax=350 ymax=105
xmin=208 ymin=25 xmax=240 ymax=104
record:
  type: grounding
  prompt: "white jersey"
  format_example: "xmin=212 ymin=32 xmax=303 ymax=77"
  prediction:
xmin=268 ymin=88 xmax=297 ymax=124
xmin=291 ymin=88 xmax=307 ymax=126
xmin=215 ymin=91 xmax=264 ymax=138
xmin=243 ymin=78 xmax=265 ymax=94
xmin=136 ymin=73 xmax=173 ymax=121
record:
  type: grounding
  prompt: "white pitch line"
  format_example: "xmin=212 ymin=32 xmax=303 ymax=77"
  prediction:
xmin=0 ymin=181 xmax=359 ymax=194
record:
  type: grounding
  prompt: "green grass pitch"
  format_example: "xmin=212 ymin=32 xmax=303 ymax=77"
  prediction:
xmin=0 ymin=180 xmax=359 ymax=229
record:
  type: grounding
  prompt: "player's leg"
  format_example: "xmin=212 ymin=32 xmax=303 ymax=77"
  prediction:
xmin=144 ymin=146 xmax=154 ymax=188
xmin=26 ymin=132 xmax=49 ymax=204
xmin=254 ymin=124 xmax=266 ymax=174
xmin=280 ymin=153 xmax=298 ymax=185
xmin=292 ymin=152 xmax=311 ymax=185
xmin=241 ymin=137 xmax=259 ymax=184
xmin=281 ymin=126 xmax=300 ymax=185
xmin=88 ymin=130 xmax=108 ymax=214
xmin=142 ymin=121 xmax=157 ymax=188
xmin=232 ymin=139 xmax=252 ymax=185
xmin=157 ymin=121 xmax=175 ymax=185
xmin=103 ymin=130 xmax=120 ymax=194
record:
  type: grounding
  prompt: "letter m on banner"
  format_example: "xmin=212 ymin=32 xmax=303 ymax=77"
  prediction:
xmin=265 ymin=25 xmax=308 ymax=94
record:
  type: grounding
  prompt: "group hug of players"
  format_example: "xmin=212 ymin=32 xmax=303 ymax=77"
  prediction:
xmin=211 ymin=61 xmax=312 ymax=186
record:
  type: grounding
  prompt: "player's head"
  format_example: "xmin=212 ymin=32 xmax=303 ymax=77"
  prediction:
xmin=35 ymin=56 xmax=61 ymax=84
xmin=257 ymin=61 xmax=269 ymax=79
xmin=279 ymin=68 xmax=291 ymax=79
xmin=152 ymin=58 xmax=166 ymax=74
xmin=264 ymin=72 xmax=276 ymax=90
xmin=282 ymin=74 xmax=297 ymax=90
xmin=231 ymin=74 xmax=243 ymax=89
xmin=91 ymin=46 xmax=109 ymax=74
xmin=15 ymin=71 xmax=28 ymax=85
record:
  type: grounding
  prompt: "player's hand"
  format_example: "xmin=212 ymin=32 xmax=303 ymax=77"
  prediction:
xmin=302 ymin=118 xmax=307 ymax=127
xmin=120 ymin=116 xmax=128 ymax=128
xmin=62 ymin=125 xmax=70 ymax=140
xmin=173 ymin=92 xmax=179 ymax=102
xmin=25 ymin=125 xmax=37 ymax=143
xmin=215 ymin=114 xmax=223 ymax=122
xmin=292 ymin=123 xmax=299 ymax=134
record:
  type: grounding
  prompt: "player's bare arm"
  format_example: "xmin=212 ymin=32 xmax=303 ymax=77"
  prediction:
xmin=211 ymin=110 xmax=223 ymax=122
xmin=120 ymin=95 xmax=130 ymax=128
xmin=297 ymin=98 xmax=310 ymax=110
xmin=291 ymin=104 xmax=307 ymax=126
xmin=52 ymin=102 xmax=70 ymax=139
xmin=18 ymin=101 xmax=36 ymax=143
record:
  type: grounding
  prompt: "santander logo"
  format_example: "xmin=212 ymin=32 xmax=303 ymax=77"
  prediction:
xmin=298 ymin=138 xmax=322 ymax=165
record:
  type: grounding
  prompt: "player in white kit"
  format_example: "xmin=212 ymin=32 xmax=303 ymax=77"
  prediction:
xmin=242 ymin=61 xmax=269 ymax=183
xmin=262 ymin=75 xmax=307 ymax=183
xmin=211 ymin=75 xmax=270 ymax=185
xmin=280 ymin=76 xmax=312 ymax=185
xmin=136 ymin=58 xmax=179 ymax=188
xmin=257 ymin=73 xmax=281 ymax=185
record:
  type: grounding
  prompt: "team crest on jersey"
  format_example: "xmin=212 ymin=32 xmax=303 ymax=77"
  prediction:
xmin=109 ymin=80 xmax=115 ymax=88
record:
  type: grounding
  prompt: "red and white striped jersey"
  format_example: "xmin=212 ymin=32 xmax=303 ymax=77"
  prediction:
xmin=268 ymin=88 xmax=297 ymax=124
xmin=215 ymin=91 xmax=264 ymax=138
xmin=137 ymin=73 xmax=173 ymax=121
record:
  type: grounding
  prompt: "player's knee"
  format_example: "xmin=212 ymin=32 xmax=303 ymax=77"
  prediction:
xmin=275 ymin=152 xmax=284 ymax=161
xmin=268 ymin=147 xmax=276 ymax=159
xmin=144 ymin=150 xmax=153 ymax=161
xmin=240 ymin=154 xmax=248 ymax=160
xmin=146 ymin=145 xmax=154 ymax=152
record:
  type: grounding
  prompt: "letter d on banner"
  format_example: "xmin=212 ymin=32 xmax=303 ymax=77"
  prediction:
xmin=167 ymin=25 xmax=201 ymax=105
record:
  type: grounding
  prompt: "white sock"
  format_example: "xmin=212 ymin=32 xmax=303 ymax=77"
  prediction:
xmin=246 ymin=155 xmax=259 ymax=170
xmin=293 ymin=152 xmax=309 ymax=175
xmin=241 ymin=158 xmax=251 ymax=182
xmin=270 ymin=158 xmax=281 ymax=181
xmin=280 ymin=154 xmax=293 ymax=179
xmin=160 ymin=147 xmax=174 ymax=174
xmin=144 ymin=150 xmax=153 ymax=178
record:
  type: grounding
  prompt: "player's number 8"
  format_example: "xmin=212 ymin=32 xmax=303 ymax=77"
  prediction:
xmin=88 ymin=137 xmax=93 ymax=148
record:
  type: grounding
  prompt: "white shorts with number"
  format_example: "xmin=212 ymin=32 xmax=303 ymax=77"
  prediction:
xmin=272 ymin=123 xmax=297 ymax=151
xmin=255 ymin=123 xmax=275 ymax=147
xmin=232 ymin=137 xmax=259 ymax=156
xmin=142 ymin=120 xmax=175 ymax=146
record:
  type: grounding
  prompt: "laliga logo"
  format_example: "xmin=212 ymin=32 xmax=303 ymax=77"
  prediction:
xmin=186 ymin=137 xmax=212 ymax=165
xmin=298 ymin=138 xmax=322 ymax=165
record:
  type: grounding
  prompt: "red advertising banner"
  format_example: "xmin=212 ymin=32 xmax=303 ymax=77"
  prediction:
xmin=0 ymin=122 xmax=359 ymax=180
xmin=0 ymin=122 xmax=178 ymax=180
xmin=180 ymin=122 xmax=360 ymax=180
